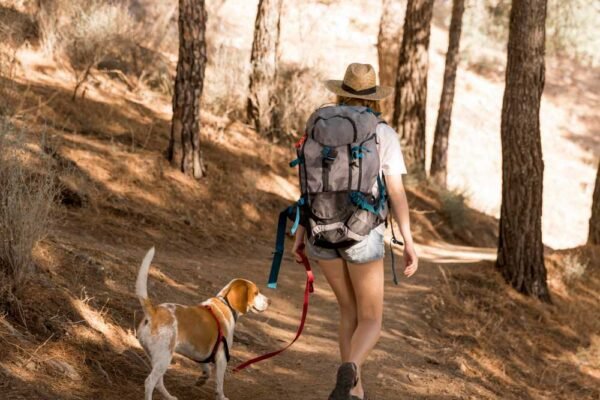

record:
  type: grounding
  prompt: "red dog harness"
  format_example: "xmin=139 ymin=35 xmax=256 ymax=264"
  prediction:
xmin=233 ymin=244 xmax=314 ymax=372
xmin=199 ymin=304 xmax=231 ymax=363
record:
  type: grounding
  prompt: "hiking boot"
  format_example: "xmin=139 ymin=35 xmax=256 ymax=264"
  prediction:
xmin=328 ymin=362 xmax=358 ymax=400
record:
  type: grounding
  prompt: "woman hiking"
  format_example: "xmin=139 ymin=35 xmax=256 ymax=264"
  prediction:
xmin=292 ymin=63 xmax=418 ymax=400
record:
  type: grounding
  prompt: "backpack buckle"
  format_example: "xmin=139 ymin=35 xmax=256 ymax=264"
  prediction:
xmin=351 ymin=146 xmax=370 ymax=160
xmin=321 ymin=147 xmax=338 ymax=165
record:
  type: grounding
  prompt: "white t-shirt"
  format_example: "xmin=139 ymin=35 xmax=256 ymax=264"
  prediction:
xmin=373 ymin=123 xmax=407 ymax=233
xmin=377 ymin=123 xmax=408 ymax=177
xmin=371 ymin=123 xmax=407 ymax=198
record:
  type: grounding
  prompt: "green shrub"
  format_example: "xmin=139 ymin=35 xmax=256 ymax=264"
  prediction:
xmin=462 ymin=0 xmax=600 ymax=68
xmin=439 ymin=187 xmax=470 ymax=230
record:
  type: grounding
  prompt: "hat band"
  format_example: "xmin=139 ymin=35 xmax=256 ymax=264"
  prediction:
xmin=341 ymin=83 xmax=377 ymax=96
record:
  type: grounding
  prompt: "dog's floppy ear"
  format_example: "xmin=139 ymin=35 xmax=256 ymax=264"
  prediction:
xmin=223 ymin=280 xmax=250 ymax=314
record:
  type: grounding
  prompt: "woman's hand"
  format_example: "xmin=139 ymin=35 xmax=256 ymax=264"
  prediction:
xmin=385 ymin=175 xmax=418 ymax=278
xmin=292 ymin=226 xmax=306 ymax=263
xmin=403 ymin=243 xmax=418 ymax=277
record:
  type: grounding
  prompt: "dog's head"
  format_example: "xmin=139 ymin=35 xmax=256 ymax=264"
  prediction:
xmin=218 ymin=279 xmax=270 ymax=315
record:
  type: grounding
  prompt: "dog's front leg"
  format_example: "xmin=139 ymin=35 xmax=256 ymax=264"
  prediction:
xmin=195 ymin=363 xmax=211 ymax=387
xmin=214 ymin=348 xmax=229 ymax=400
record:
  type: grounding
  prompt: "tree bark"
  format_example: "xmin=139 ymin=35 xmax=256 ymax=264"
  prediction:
xmin=588 ymin=164 xmax=600 ymax=244
xmin=247 ymin=0 xmax=282 ymax=137
xmin=167 ymin=0 xmax=208 ymax=179
xmin=430 ymin=0 xmax=465 ymax=187
xmin=392 ymin=0 xmax=434 ymax=175
xmin=497 ymin=0 xmax=550 ymax=302
xmin=377 ymin=0 xmax=406 ymax=121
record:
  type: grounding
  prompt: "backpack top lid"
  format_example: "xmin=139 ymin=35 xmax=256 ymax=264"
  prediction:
xmin=305 ymin=105 xmax=381 ymax=147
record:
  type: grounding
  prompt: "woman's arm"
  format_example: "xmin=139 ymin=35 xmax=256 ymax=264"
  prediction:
xmin=385 ymin=174 xmax=419 ymax=277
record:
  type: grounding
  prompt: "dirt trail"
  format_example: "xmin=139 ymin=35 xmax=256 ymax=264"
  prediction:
xmin=3 ymin=201 xmax=597 ymax=400
xmin=162 ymin=240 xmax=500 ymax=400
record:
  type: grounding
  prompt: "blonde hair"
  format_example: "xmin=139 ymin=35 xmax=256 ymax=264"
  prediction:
xmin=336 ymin=96 xmax=382 ymax=114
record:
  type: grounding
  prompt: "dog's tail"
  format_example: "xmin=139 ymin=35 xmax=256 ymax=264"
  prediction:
xmin=136 ymin=247 xmax=156 ymax=318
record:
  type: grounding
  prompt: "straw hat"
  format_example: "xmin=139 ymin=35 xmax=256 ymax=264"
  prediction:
xmin=325 ymin=63 xmax=393 ymax=101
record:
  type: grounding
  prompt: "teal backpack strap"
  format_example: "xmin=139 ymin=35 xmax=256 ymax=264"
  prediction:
xmin=268 ymin=208 xmax=290 ymax=289
xmin=268 ymin=198 xmax=305 ymax=289
xmin=349 ymin=176 xmax=387 ymax=217
xmin=289 ymin=157 xmax=304 ymax=167
xmin=290 ymin=197 xmax=305 ymax=235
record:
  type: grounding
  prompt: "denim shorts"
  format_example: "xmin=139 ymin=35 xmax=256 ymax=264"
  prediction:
xmin=305 ymin=226 xmax=385 ymax=264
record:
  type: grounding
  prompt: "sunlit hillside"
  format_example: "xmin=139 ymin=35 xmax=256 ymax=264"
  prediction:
xmin=199 ymin=0 xmax=600 ymax=248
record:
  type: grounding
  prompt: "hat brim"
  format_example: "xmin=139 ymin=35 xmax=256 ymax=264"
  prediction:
xmin=325 ymin=80 xmax=393 ymax=101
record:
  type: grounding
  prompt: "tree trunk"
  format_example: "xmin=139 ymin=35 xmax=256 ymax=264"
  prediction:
xmin=497 ymin=0 xmax=550 ymax=302
xmin=167 ymin=0 xmax=208 ymax=179
xmin=588 ymin=164 xmax=600 ymax=244
xmin=430 ymin=0 xmax=465 ymax=187
xmin=247 ymin=0 xmax=282 ymax=137
xmin=377 ymin=0 xmax=406 ymax=121
xmin=392 ymin=0 xmax=434 ymax=175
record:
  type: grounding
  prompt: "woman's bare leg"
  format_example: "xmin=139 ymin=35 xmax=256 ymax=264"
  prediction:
xmin=346 ymin=259 xmax=385 ymax=398
xmin=318 ymin=258 xmax=357 ymax=361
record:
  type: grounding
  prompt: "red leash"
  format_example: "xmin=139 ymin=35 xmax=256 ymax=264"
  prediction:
xmin=233 ymin=244 xmax=314 ymax=372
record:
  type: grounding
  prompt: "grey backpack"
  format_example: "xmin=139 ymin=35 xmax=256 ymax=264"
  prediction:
xmin=267 ymin=105 xmax=400 ymax=289
xmin=292 ymin=105 xmax=388 ymax=248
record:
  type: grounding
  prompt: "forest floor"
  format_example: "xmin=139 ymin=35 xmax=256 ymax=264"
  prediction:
xmin=1 ymin=1 xmax=600 ymax=399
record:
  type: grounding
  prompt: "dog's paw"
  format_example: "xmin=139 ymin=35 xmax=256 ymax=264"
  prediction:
xmin=195 ymin=374 xmax=209 ymax=387
xmin=216 ymin=395 xmax=230 ymax=400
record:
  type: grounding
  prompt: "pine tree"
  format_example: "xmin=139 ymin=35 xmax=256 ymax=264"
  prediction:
xmin=167 ymin=0 xmax=208 ymax=179
xmin=430 ymin=0 xmax=465 ymax=187
xmin=497 ymin=0 xmax=550 ymax=302
xmin=377 ymin=0 xmax=406 ymax=120
xmin=392 ymin=0 xmax=435 ymax=174
xmin=588 ymin=164 xmax=600 ymax=244
xmin=247 ymin=0 xmax=282 ymax=137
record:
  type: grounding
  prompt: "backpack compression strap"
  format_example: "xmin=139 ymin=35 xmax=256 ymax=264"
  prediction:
xmin=382 ymin=174 xmax=402 ymax=285
xmin=389 ymin=220 xmax=402 ymax=285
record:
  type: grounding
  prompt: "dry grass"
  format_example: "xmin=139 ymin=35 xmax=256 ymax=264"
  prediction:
xmin=203 ymin=45 xmax=250 ymax=120
xmin=37 ymin=0 xmax=138 ymax=96
xmin=130 ymin=0 xmax=177 ymax=53
xmin=203 ymin=47 xmax=330 ymax=140
xmin=271 ymin=63 xmax=331 ymax=140
xmin=425 ymin=252 xmax=600 ymax=399
xmin=0 ymin=4 xmax=36 ymax=75
xmin=562 ymin=253 xmax=588 ymax=284
xmin=0 ymin=120 xmax=59 ymax=314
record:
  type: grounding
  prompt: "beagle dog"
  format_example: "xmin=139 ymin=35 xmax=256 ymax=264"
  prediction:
xmin=135 ymin=247 xmax=270 ymax=400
